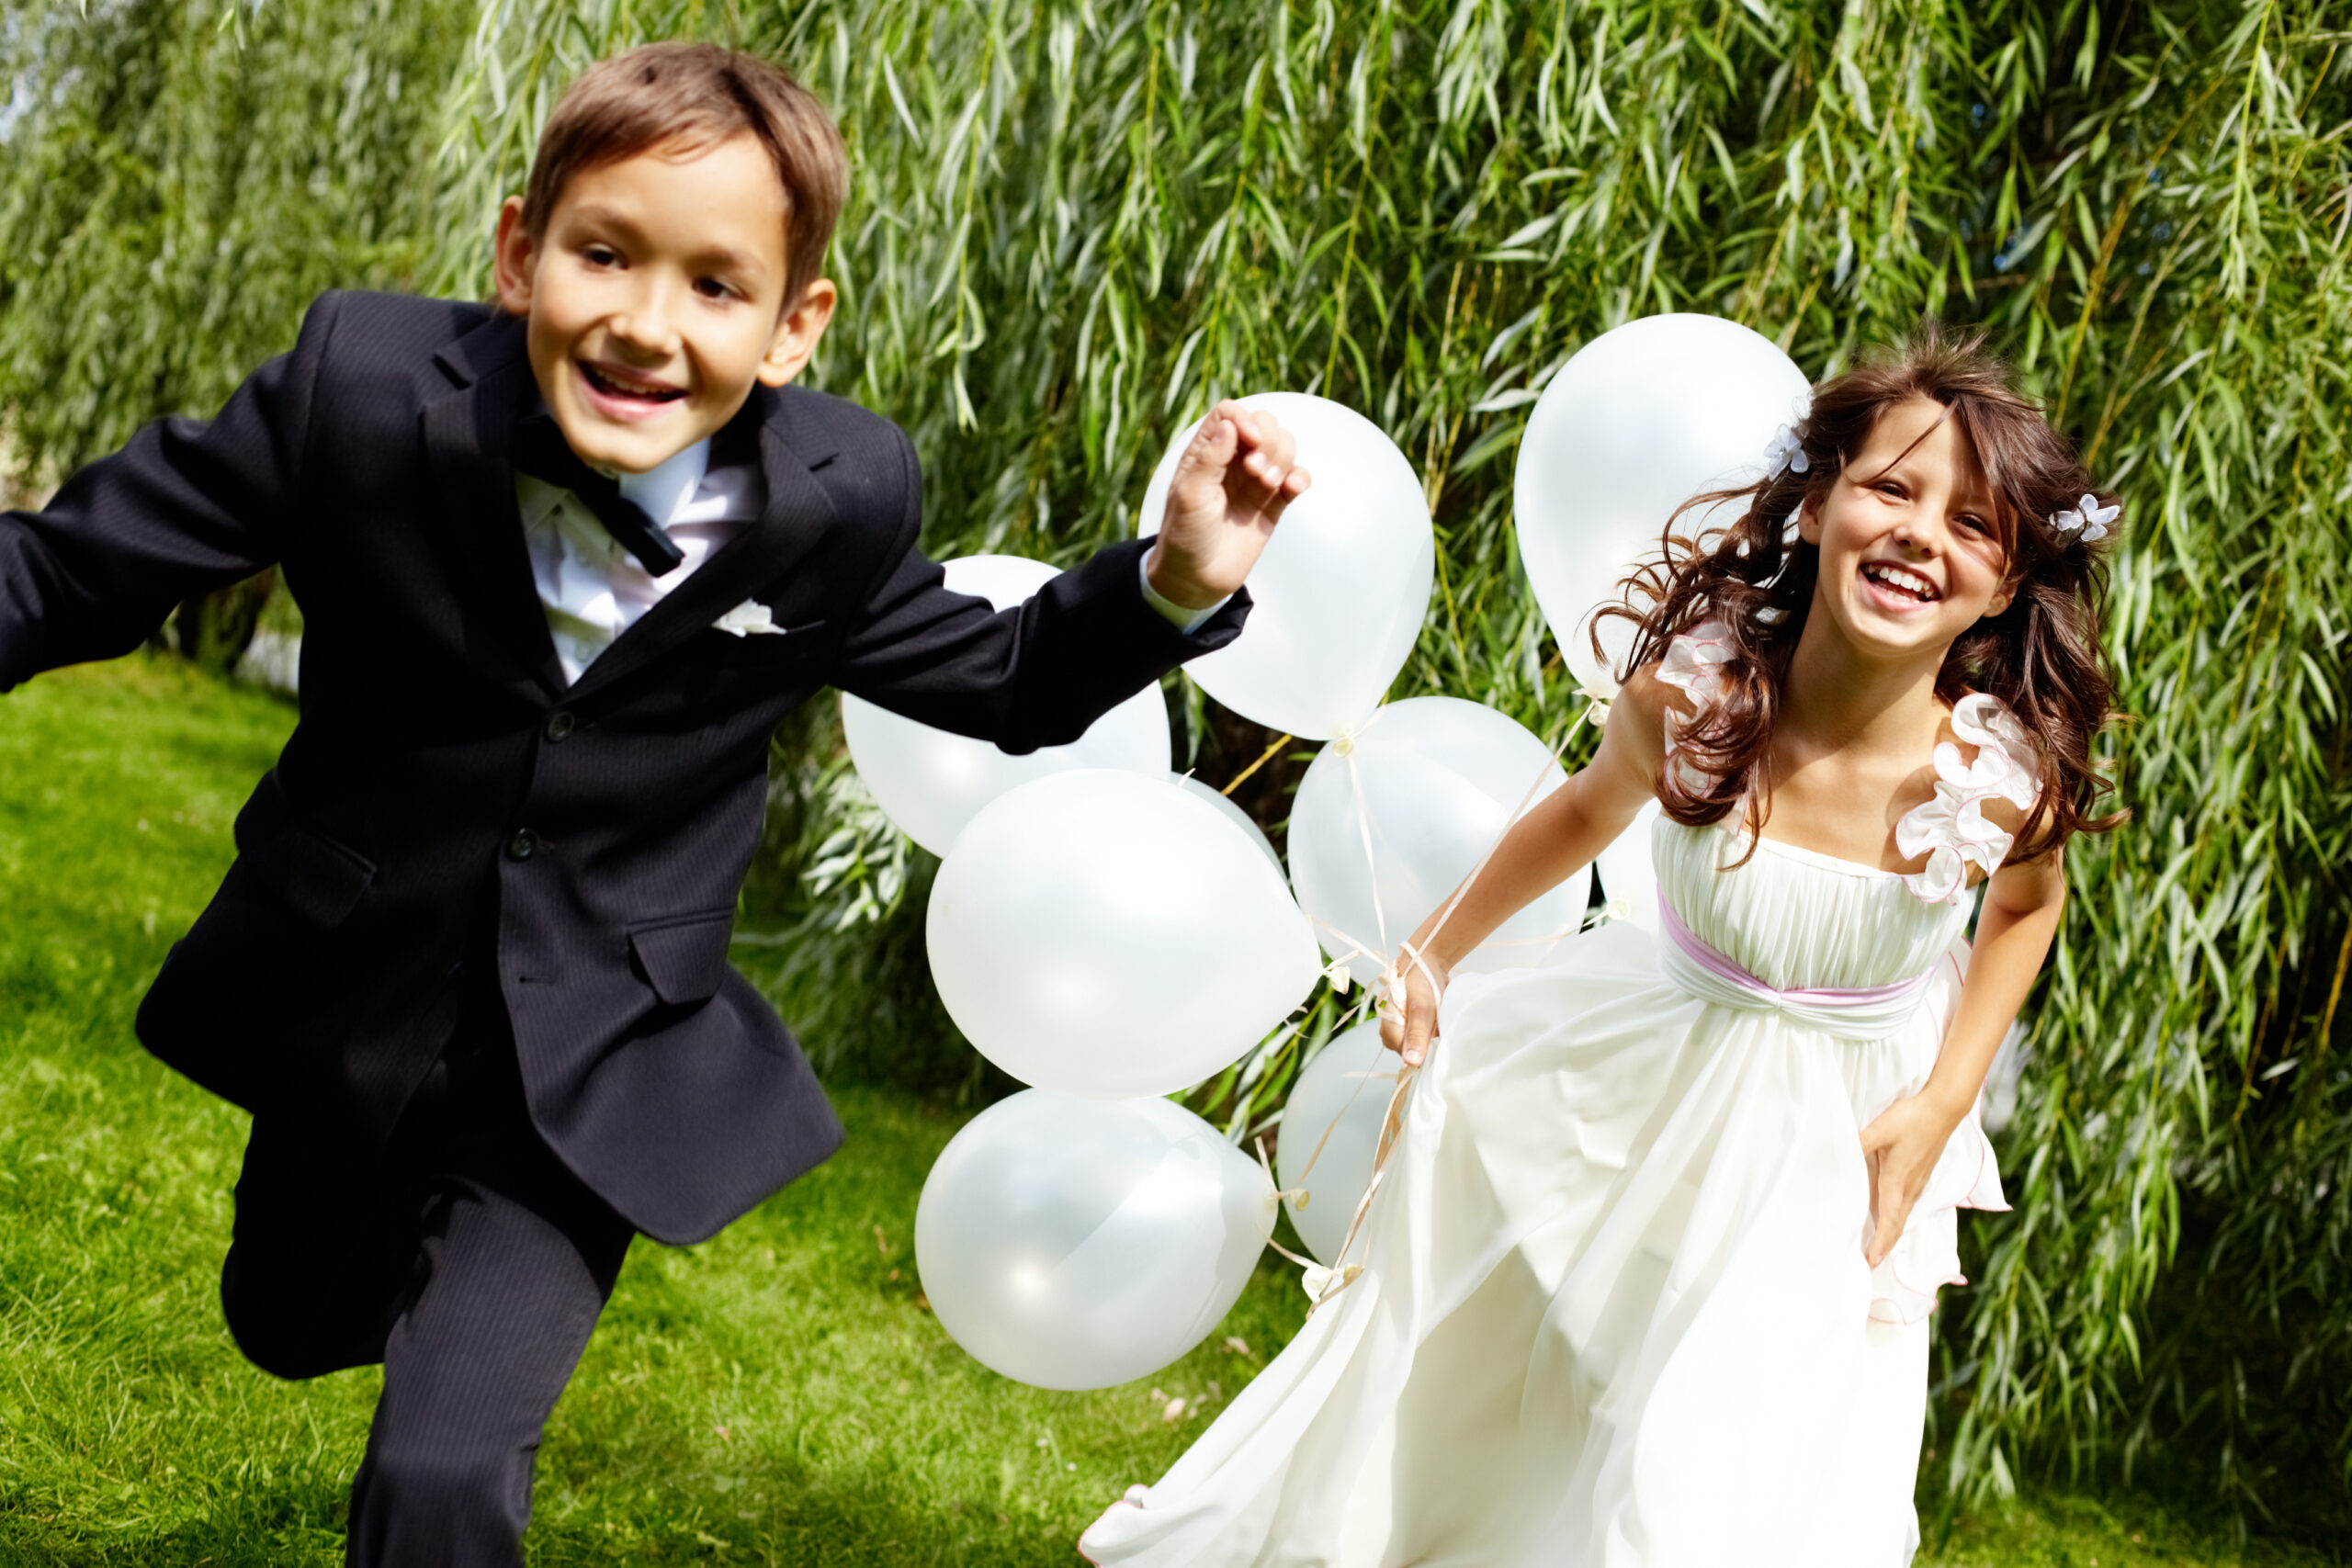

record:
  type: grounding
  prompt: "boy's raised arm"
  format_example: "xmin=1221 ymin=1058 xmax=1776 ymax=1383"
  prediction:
xmin=832 ymin=402 xmax=1305 ymax=753
xmin=0 ymin=292 xmax=338 ymax=691
xmin=830 ymin=424 xmax=1250 ymax=755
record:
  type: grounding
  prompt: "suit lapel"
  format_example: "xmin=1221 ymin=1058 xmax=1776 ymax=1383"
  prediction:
xmin=562 ymin=386 xmax=842 ymax=705
xmin=419 ymin=315 xmax=569 ymax=701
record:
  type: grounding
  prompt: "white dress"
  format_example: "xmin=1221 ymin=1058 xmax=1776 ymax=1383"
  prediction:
xmin=1081 ymin=626 xmax=2031 ymax=1568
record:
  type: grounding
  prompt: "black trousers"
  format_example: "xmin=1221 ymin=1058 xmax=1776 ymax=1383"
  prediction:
xmin=220 ymin=982 xmax=636 ymax=1567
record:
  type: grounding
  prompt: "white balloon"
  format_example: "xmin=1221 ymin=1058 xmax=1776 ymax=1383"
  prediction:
xmin=1515 ymin=314 xmax=1812 ymax=689
xmin=1592 ymin=799 xmax=1663 ymax=934
xmin=1137 ymin=393 xmax=1434 ymax=739
xmin=1288 ymin=697 xmax=1589 ymax=987
xmin=1172 ymin=773 xmax=1283 ymax=874
xmin=1273 ymin=1021 xmax=1400 ymax=1266
xmin=917 ymin=1090 xmax=1275 ymax=1391
xmin=842 ymin=555 xmax=1170 ymax=856
xmin=927 ymin=769 xmax=1323 ymax=1098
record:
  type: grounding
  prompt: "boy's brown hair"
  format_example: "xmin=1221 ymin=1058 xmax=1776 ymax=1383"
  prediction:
xmin=521 ymin=42 xmax=848 ymax=301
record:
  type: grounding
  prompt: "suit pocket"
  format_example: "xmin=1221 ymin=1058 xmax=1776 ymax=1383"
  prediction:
xmin=628 ymin=909 xmax=738 ymax=1005
xmin=678 ymin=616 xmax=831 ymax=671
xmin=239 ymin=819 xmax=376 ymax=931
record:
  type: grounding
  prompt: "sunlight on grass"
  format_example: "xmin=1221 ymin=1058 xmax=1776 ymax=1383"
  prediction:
xmin=0 ymin=657 xmax=2338 ymax=1564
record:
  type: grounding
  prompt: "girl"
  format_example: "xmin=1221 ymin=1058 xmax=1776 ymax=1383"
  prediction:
xmin=1081 ymin=326 xmax=2124 ymax=1567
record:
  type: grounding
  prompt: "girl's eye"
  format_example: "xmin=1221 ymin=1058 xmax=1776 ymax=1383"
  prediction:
xmin=1955 ymin=513 xmax=1991 ymax=536
xmin=1873 ymin=481 xmax=1905 ymax=500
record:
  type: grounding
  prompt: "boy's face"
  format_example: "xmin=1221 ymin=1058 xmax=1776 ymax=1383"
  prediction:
xmin=492 ymin=133 xmax=836 ymax=474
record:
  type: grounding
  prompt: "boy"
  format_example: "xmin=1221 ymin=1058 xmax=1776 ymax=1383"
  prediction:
xmin=0 ymin=42 xmax=1306 ymax=1565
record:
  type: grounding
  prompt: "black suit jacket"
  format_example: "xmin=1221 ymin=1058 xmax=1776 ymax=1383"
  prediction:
xmin=0 ymin=290 xmax=1247 ymax=1244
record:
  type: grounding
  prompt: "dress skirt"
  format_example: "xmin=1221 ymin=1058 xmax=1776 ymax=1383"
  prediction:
xmin=1081 ymin=824 xmax=2006 ymax=1568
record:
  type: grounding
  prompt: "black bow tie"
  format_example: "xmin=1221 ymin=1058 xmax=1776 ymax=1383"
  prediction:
xmin=509 ymin=413 xmax=688 ymax=577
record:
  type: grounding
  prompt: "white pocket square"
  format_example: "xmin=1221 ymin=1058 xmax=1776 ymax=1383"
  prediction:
xmin=712 ymin=599 xmax=787 ymax=637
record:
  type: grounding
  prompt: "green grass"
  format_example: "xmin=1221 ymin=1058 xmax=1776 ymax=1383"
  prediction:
xmin=0 ymin=655 xmax=2338 ymax=1566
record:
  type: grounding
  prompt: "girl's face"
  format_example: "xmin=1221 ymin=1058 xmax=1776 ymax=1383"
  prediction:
xmin=1798 ymin=395 xmax=2014 ymax=662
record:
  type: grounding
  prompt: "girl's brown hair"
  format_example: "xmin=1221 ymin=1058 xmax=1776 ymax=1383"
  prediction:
xmin=1598 ymin=321 xmax=2126 ymax=863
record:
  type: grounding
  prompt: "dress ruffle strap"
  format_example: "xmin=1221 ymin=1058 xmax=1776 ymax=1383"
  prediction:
xmin=1655 ymin=625 xmax=2048 ymax=906
xmin=1654 ymin=617 xmax=1737 ymax=796
xmin=1891 ymin=694 xmax=2044 ymax=905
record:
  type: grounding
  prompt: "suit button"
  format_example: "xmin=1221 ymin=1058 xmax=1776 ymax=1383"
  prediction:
xmin=544 ymin=710 xmax=577 ymax=743
xmin=506 ymin=829 xmax=540 ymax=862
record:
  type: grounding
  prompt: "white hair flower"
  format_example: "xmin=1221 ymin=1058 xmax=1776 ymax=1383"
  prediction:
xmin=1764 ymin=424 xmax=1811 ymax=480
xmin=2048 ymin=493 xmax=2120 ymax=545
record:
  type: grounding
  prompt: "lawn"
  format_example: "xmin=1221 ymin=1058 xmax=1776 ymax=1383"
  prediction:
xmin=0 ymin=655 xmax=2335 ymax=1566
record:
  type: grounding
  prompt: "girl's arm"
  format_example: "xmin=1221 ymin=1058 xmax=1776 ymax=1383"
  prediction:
xmin=1857 ymin=846 xmax=2067 ymax=1267
xmin=1381 ymin=669 xmax=1668 ymax=1065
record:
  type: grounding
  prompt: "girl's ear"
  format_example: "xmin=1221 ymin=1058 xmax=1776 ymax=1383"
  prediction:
xmin=1985 ymin=577 xmax=2018 ymax=618
xmin=1795 ymin=495 xmax=1821 ymax=544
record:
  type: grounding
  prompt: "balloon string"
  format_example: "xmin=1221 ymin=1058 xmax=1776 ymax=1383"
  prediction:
xmin=1250 ymin=1136 xmax=1325 ymax=1272
xmin=1406 ymin=698 xmax=1600 ymax=973
xmin=1282 ymin=1059 xmax=1399 ymax=1191
xmin=1341 ymin=740 xmax=1390 ymax=956
xmin=1303 ymin=694 xmax=1606 ymax=1316
xmin=1306 ymin=1065 xmax=1413 ymax=1314
xmin=1279 ymin=926 xmax=1390 ymax=1195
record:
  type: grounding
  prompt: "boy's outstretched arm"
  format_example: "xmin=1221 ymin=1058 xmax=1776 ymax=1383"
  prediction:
xmin=830 ymin=406 xmax=1303 ymax=754
xmin=0 ymin=293 xmax=337 ymax=691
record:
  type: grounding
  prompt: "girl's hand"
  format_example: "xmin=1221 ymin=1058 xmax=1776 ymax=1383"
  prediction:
xmin=1144 ymin=401 xmax=1312 ymax=609
xmin=1856 ymin=1090 xmax=1965 ymax=1268
xmin=1377 ymin=946 xmax=1449 ymax=1067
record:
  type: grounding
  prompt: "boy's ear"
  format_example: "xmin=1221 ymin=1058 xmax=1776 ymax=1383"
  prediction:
xmin=492 ymin=197 xmax=537 ymax=317
xmin=759 ymin=278 xmax=839 ymax=389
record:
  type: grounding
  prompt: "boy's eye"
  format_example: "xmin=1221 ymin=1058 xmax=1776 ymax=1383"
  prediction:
xmin=582 ymin=244 xmax=620 ymax=268
xmin=695 ymin=276 xmax=737 ymax=301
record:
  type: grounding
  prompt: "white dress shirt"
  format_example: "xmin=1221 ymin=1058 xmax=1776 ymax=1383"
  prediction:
xmin=516 ymin=437 xmax=1221 ymax=686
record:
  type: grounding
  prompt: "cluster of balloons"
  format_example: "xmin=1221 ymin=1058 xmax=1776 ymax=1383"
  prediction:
xmin=848 ymin=317 xmax=1815 ymax=1390
xmin=847 ymin=395 xmax=1439 ymax=1390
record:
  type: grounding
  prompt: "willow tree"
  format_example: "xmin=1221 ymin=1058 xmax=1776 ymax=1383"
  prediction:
xmin=0 ymin=0 xmax=468 ymax=665
xmin=4 ymin=0 xmax=2346 ymax=1535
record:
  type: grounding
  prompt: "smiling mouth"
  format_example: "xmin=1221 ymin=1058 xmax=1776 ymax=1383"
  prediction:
xmin=579 ymin=362 xmax=687 ymax=405
xmin=1860 ymin=560 xmax=1940 ymax=604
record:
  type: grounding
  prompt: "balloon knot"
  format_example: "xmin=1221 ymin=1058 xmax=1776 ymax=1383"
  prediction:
xmin=1302 ymin=1261 xmax=1363 ymax=1305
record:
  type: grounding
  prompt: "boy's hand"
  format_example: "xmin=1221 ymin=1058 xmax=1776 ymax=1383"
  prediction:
xmin=1145 ymin=400 xmax=1312 ymax=610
